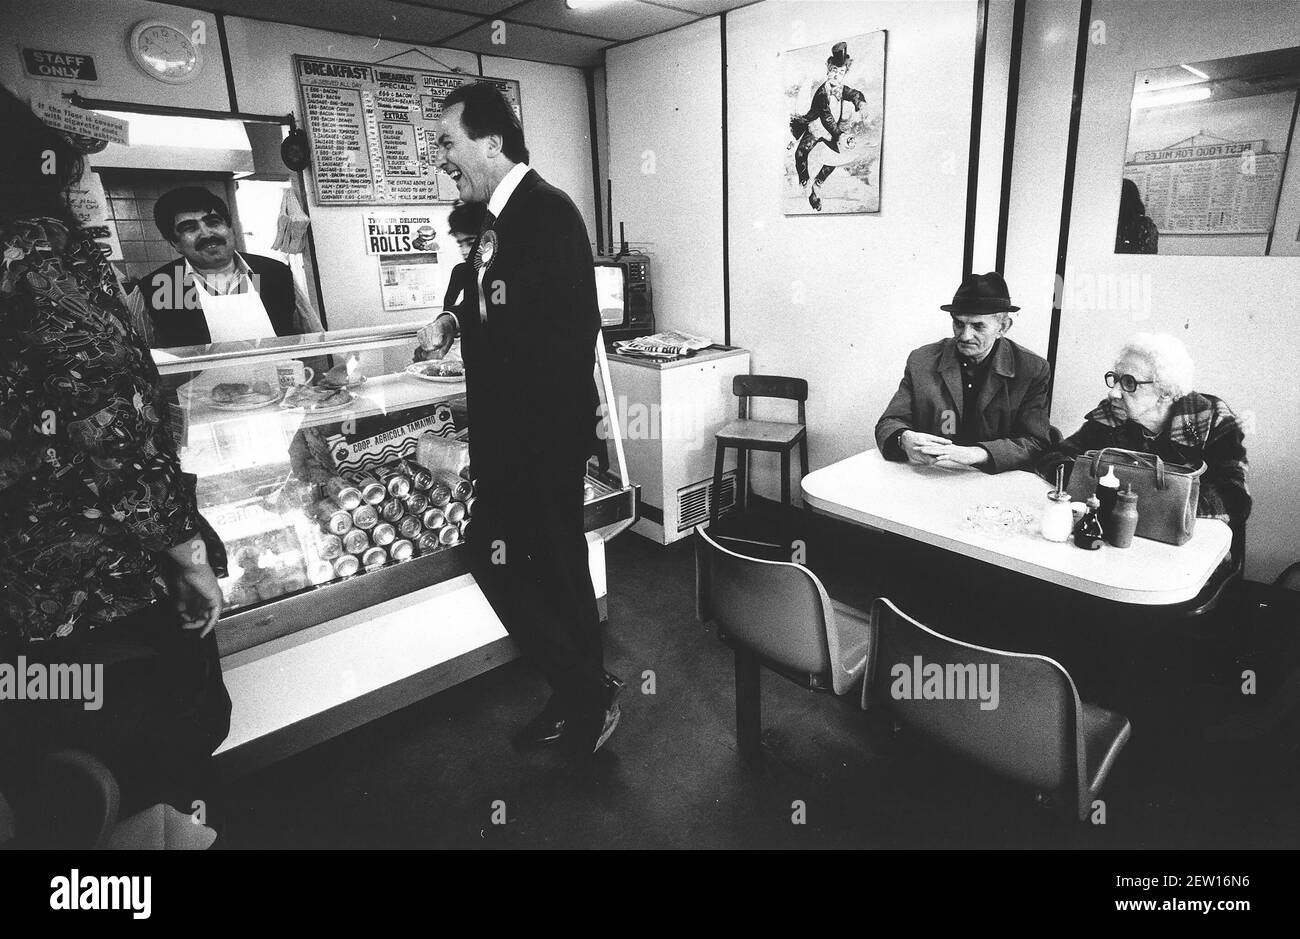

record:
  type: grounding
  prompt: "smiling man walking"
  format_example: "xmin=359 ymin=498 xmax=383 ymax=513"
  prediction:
xmin=417 ymin=82 xmax=621 ymax=754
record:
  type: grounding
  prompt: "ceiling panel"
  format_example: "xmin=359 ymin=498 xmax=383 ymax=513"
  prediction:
xmin=507 ymin=0 xmax=695 ymax=42
xmin=448 ymin=20 xmax=611 ymax=67
xmin=637 ymin=0 xmax=759 ymax=17
xmin=156 ymin=0 xmax=754 ymax=67
xmin=183 ymin=0 xmax=482 ymax=45
xmin=401 ymin=0 xmax=523 ymax=14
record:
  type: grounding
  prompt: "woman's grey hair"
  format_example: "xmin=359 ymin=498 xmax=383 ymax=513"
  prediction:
xmin=1118 ymin=332 xmax=1194 ymax=399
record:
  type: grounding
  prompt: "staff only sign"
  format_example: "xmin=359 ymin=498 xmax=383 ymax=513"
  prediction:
xmin=363 ymin=212 xmax=438 ymax=255
xmin=20 ymin=46 xmax=99 ymax=83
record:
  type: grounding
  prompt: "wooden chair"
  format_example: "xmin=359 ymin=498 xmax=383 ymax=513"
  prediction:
xmin=710 ymin=375 xmax=808 ymax=524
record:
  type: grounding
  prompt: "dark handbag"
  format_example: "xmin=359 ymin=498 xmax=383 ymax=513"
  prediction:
xmin=1066 ymin=447 xmax=1203 ymax=546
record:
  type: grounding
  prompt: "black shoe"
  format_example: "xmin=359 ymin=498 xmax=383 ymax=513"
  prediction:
xmin=603 ymin=672 xmax=625 ymax=708
xmin=809 ymin=188 xmax=822 ymax=211
xmin=512 ymin=704 xmax=571 ymax=749
xmin=591 ymin=703 xmax=621 ymax=753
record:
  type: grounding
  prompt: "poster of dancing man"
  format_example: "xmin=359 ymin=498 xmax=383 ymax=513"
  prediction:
xmin=782 ymin=32 xmax=886 ymax=215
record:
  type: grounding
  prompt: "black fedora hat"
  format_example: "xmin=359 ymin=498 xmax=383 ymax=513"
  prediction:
xmin=940 ymin=271 xmax=1020 ymax=314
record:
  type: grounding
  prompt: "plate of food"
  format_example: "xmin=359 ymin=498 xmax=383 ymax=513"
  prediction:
xmin=280 ymin=385 xmax=354 ymax=413
xmin=404 ymin=359 xmax=466 ymax=383
xmin=208 ymin=381 xmax=282 ymax=411
xmin=318 ymin=362 xmax=367 ymax=390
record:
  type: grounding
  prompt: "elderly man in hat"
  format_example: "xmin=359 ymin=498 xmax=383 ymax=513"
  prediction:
xmin=790 ymin=41 xmax=868 ymax=211
xmin=874 ymin=272 xmax=1052 ymax=473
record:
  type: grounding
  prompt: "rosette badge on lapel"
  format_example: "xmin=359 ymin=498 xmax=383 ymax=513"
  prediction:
xmin=476 ymin=229 xmax=498 ymax=270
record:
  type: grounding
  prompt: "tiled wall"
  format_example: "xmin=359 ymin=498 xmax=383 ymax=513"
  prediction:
xmin=99 ymin=173 xmax=226 ymax=290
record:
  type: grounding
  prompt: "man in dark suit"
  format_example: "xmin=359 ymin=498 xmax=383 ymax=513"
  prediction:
xmin=417 ymin=83 xmax=621 ymax=753
xmin=875 ymin=272 xmax=1051 ymax=473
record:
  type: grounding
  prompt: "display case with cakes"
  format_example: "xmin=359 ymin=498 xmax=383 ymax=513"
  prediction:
xmin=152 ymin=323 xmax=638 ymax=775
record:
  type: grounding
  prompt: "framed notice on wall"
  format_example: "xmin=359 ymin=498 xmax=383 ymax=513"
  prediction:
xmin=293 ymin=54 xmax=523 ymax=206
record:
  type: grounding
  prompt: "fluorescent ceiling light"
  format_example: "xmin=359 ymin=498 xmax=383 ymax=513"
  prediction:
xmin=95 ymin=110 xmax=252 ymax=150
xmin=1180 ymin=63 xmax=1210 ymax=80
xmin=1133 ymin=86 xmax=1213 ymax=109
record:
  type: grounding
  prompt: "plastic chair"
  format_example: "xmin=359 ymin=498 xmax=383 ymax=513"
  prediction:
xmin=0 ymin=749 xmax=120 ymax=848
xmin=694 ymin=525 xmax=871 ymax=757
xmin=866 ymin=597 xmax=1131 ymax=822
xmin=710 ymin=375 xmax=808 ymax=523
xmin=1273 ymin=560 xmax=1300 ymax=593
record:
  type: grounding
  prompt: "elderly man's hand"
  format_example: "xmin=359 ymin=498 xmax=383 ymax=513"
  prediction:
xmin=900 ymin=430 xmax=951 ymax=466
xmin=917 ymin=442 xmax=989 ymax=468
xmin=416 ymin=313 xmax=456 ymax=360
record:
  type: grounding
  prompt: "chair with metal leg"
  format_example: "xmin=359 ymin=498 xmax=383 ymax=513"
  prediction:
xmin=866 ymin=597 xmax=1131 ymax=822
xmin=695 ymin=525 xmax=871 ymax=758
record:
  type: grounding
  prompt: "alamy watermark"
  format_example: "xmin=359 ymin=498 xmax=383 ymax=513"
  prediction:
xmin=0 ymin=657 xmax=103 ymax=710
xmin=50 ymin=870 xmax=150 ymax=919
xmin=890 ymin=656 xmax=999 ymax=710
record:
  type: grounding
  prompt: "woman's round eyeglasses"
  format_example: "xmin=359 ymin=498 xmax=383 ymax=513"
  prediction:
xmin=1104 ymin=371 xmax=1154 ymax=393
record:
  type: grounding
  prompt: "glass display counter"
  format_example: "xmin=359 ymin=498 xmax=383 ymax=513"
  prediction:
xmin=152 ymin=323 xmax=637 ymax=740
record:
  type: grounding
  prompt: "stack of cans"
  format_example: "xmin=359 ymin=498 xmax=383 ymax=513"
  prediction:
xmin=308 ymin=463 xmax=477 ymax=579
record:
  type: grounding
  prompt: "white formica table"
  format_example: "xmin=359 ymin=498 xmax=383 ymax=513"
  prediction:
xmin=801 ymin=449 xmax=1231 ymax=606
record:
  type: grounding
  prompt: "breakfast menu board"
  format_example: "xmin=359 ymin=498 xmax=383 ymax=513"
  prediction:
xmin=293 ymin=55 xmax=523 ymax=206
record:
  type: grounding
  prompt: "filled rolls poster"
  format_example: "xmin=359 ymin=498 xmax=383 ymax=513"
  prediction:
xmin=293 ymin=55 xmax=523 ymax=206
xmin=782 ymin=32 xmax=886 ymax=215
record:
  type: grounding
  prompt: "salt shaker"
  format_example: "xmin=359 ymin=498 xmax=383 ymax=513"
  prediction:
xmin=1040 ymin=489 xmax=1074 ymax=542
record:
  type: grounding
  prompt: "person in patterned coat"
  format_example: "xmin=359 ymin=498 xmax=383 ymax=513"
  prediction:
xmin=0 ymin=84 xmax=230 ymax=843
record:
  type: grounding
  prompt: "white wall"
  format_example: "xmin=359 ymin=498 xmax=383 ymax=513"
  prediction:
xmin=605 ymin=1 xmax=981 ymax=502
xmin=726 ymin=0 xmax=980 ymax=498
xmin=606 ymin=17 xmax=726 ymax=341
xmin=1027 ymin=0 xmax=1300 ymax=581
xmin=224 ymin=20 xmax=599 ymax=333
xmin=482 ymin=53 xmax=600 ymax=243
xmin=0 ymin=0 xmax=230 ymax=110
xmin=999 ymin=0 xmax=1082 ymax=359
xmin=2 ymin=1 xmax=599 ymax=337
xmin=970 ymin=0 xmax=1016 ymax=273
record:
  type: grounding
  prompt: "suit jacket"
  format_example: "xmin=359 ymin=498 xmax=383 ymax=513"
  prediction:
xmin=456 ymin=169 xmax=600 ymax=487
xmin=874 ymin=337 xmax=1052 ymax=473
xmin=138 ymin=252 xmax=297 ymax=348
xmin=791 ymin=83 xmax=866 ymax=144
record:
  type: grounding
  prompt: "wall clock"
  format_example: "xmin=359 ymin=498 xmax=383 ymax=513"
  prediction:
xmin=128 ymin=20 xmax=204 ymax=84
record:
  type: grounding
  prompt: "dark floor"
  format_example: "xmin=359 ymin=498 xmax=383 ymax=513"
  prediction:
xmin=212 ymin=514 xmax=1300 ymax=849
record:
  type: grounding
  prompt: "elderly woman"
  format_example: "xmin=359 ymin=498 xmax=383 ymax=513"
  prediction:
xmin=1038 ymin=333 xmax=1250 ymax=555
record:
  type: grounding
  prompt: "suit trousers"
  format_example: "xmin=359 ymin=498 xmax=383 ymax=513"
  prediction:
xmin=795 ymin=133 xmax=840 ymax=187
xmin=466 ymin=451 xmax=606 ymax=720
xmin=0 ymin=602 xmax=231 ymax=819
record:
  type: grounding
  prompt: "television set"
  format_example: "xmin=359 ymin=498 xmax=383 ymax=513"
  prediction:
xmin=593 ymin=252 xmax=654 ymax=345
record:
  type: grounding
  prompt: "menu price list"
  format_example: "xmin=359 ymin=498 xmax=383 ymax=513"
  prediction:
xmin=294 ymin=54 xmax=521 ymax=206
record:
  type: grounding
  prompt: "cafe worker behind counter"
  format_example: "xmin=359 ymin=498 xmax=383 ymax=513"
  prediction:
xmin=874 ymin=271 xmax=1052 ymax=473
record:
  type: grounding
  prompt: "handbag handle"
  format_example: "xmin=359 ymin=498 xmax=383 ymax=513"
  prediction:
xmin=1090 ymin=447 xmax=1166 ymax=489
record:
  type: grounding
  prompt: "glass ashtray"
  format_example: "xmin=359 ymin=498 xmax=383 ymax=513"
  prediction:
xmin=960 ymin=503 xmax=1037 ymax=539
